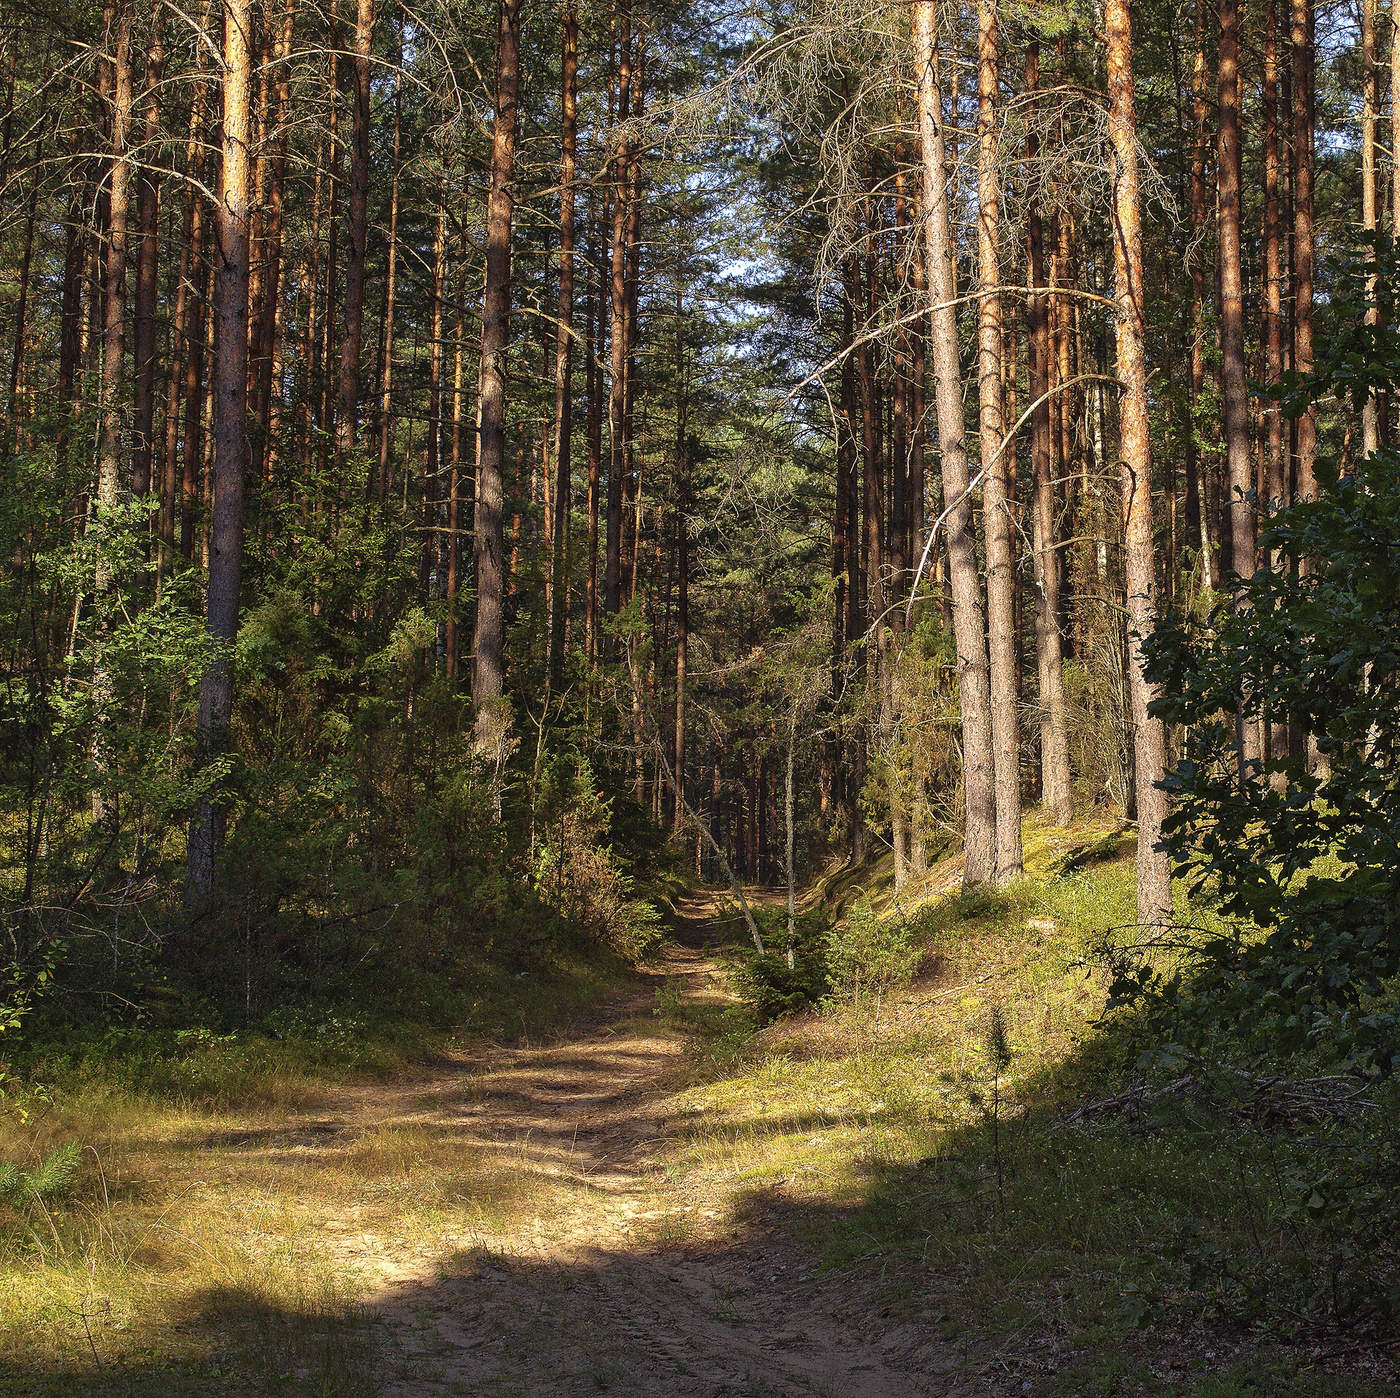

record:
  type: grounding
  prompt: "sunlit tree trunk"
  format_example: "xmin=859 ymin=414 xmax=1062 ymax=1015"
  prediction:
xmin=547 ymin=0 xmax=579 ymax=685
xmin=1105 ymin=0 xmax=1172 ymax=925
xmin=471 ymin=0 xmax=521 ymax=746
xmin=337 ymin=0 xmax=372 ymax=452
xmin=1025 ymin=41 xmax=1072 ymax=828
xmin=187 ymin=0 xmax=253 ymax=900
xmin=914 ymin=0 xmax=996 ymax=887
xmin=130 ymin=1 xmax=163 ymax=503
xmin=978 ymin=0 xmax=1022 ymax=882
xmin=91 ymin=1 xmax=134 ymax=827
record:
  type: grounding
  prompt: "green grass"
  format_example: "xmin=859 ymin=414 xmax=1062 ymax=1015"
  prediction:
xmin=662 ymin=813 xmax=1400 ymax=1391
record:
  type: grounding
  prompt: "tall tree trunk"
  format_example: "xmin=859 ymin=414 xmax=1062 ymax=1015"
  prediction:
xmin=91 ymin=1 xmax=134 ymax=827
xmin=1187 ymin=0 xmax=1216 ymax=589
xmin=1026 ymin=41 xmax=1073 ymax=827
xmin=1290 ymin=0 xmax=1316 ymax=502
xmin=1361 ymin=0 xmax=1380 ymax=456
xmin=914 ymin=0 xmax=997 ymax=887
xmin=978 ymin=0 xmax=1022 ymax=881
xmin=1218 ymin=0 xmax=1254 ymax=586
xmin=252 ymin=0 xmax=295 ymax=483
xmin=130 ymin=3 xmax=164 ymax=502
xmin=471 ymin=0 xmax=521 ymax=747
xmin=1105 ymin=0 xmax=1172 ymax=925
xmin=337 ymin=0 xmax=373 ymax=452
xmin=187 ymin=0 xmax=253 ymax=900
xmin=673 ymin=346 xmax=689 ymax=834
xmin=604 ymin=3 xmax=633 ymax=619
xmin=1262 ymin=0 xmax=1286 ymax=521
xmin=547 ymin=0 xmax=579 ymax=685
xmin=1218 ymin=0 xmax=1262 ymax=777
xmin=374 ymin=25 xmax=402 ymax=500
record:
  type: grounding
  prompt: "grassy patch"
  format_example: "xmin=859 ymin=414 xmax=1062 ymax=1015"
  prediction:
xmin=662 ymin=814 xmax=1400 ymax=1389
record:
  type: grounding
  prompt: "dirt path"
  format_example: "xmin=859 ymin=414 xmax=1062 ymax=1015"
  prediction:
xmin=301 ymin=893 xmax=951 ymax=1397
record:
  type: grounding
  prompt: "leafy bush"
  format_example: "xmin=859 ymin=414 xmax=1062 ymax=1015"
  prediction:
xmin=1142 ymin=242 xmax=1400 ymax=1071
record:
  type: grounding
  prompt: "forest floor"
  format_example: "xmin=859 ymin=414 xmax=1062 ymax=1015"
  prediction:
xmin=4 ymin=858 xmax=1400 ymax=1396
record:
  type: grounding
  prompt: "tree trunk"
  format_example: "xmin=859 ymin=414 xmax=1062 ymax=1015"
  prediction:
xmin=471 ymin=0 xmax=521 ymax=747
xmin=1361 ymin=0 xmax=1380 ymax=457
xmin=604 ymin=4 xmax=633 ymax=619
xmin=1290 ymin=0 xmax=1316 ymax=502
xmin=91 ymin=1 xmax=134 ymax=827
xmin=1026 ymin=41 xmax=1073 ymax=827
xmin=914 ymin=0 xmax=997 ymax=887
xmin=187 ymin=0 xmax=253 ymax=901
xmin=129 ymin=2 xmax=164 ymax=501
xmin=337 ymin=0 xmax=373 ymax=452
xmin=375 ymin=25 xmax=402 ymax=500
xmin=978 ymin=0 xmax=1022 ymax=882
xmin=547 ymin=0 xmax=579 ymax=685
xmin=252 ymin=0 xmax=295 ymax=483
xmin=1262 ymin=0 xmax=1285 ymax=520
xmin=1105 ymin=0 xmax=1172 ymax=926
xmin=1187 ymin=0 xmax=1216 ymax=590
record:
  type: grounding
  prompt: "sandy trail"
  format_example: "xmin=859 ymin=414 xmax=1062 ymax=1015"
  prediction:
xmin=300 ymin=893 xmax=953 ymax=1398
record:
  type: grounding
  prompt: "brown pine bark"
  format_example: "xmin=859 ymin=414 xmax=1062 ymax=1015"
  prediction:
xmin=375 ymin=25 xmax=403 ymax=500
xmin=337 ymin=0 xmax=373 ymax=451
xmin=1187 ymin=0 xmax=1216 ymax=589
xmin=471 ymin=0 xmax=521 ymax=744
xmin=187 ymin=0 xmax=253 ymax=899
xmin=130 ymin=1 xmax=164 ymax=500
xmin=1026 ymin=41 xmax=1073 ymax=827
xmin=1290 ymin=0 xmax=1316 ymax=502
xmin=585 ymin=210 xmax=604 ymax=663
xmin=547 ymin=0 xmax=580 ymax=685
xmin=977 ymin=0 xmax=1022 ymax=882
xmin=1361 ymin=0 xmax=1380 ymax=456
xmin=914 ymin=0 xmax=996 ymax=887
xmin=1218 ymin=0 xmax=1254 ymax=587
xmin=1105 ymin=0 xmax=1172 ymax=925
xmin=1262 ymin=0 xmax=1286 ymax=518
xmin=604 ymin=3 xmax=633 ymax=618
xmin=252 ymin=0 xmax=295 ymax=482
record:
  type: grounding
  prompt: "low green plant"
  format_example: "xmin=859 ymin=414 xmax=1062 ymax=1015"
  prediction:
xmin=0 ymin=1141 xmax=80 ymax=1209
xmin=822 ymin=895 xmax=922 ymax=1006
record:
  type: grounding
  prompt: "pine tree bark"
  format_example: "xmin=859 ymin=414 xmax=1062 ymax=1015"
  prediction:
xmin=187 ymin=0 xmax=253 ymax=900
xmin=1218 ymin=0 xmax=1254 ymax=585
xmin=337 ymin=0 xmax=372 ymax=451
xmin=1262 ymin=0 xmax=1286 ymax=518
xmin=471 ymin=0 xmax=521 ymax=746
xmin=1290 ymin=0 xmax=1316 ymax=501
xmin=1361 ymin=0 xmax=1380 ymax=456
xmin=914 ymin=0 xmax=997 ymax=887
xmin=91 ymin=1 xmax=134 ymax=827
xmin=604 ymin=3 xmax=633 ymax=618
xmin=1026 ymin=41 xmax=1073 ymax=827
xmin=1105 ymin=0 xmax=1172 ymax=925
xmin=1187 ymin=0 xmax=1216 ymax=589
xmin=375 ymin=24 xmax=402 ymax=500
xmin=978 ymin=0 xmax=1022 ymax=881
xmin=547 ymin=0 xmax=579 ymax=685
xmin=131 ymin=1 xmax=164 ymax=501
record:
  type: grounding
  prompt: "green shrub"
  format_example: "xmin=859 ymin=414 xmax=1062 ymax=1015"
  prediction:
xmin=823 ymin=896 xmax=922 ymax=1005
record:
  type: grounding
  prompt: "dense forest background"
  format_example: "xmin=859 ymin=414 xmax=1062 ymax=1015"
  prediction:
xmin=0 ymin=0 xmax=1392 ymax=1065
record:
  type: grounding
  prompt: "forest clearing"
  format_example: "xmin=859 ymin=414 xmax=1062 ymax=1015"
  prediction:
xmin=6 ymin=0 xmax=1400 ymax=1391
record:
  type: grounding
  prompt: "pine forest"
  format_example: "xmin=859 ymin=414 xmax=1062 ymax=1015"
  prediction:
xmin=2 ymin=0 xmax=1400 ymax=1391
